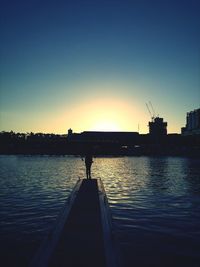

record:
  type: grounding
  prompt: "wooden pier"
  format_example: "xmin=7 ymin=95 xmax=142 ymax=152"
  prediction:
xmin=31 ymin=179 xmax=118 ymax=267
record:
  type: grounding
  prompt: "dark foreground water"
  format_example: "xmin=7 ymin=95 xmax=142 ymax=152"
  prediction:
xmin=0 ymin=155 xmax=200 ymax=267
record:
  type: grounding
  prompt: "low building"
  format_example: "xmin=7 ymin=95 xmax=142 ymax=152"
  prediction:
xmin=67 ymin=130 xmax=139 ymax=145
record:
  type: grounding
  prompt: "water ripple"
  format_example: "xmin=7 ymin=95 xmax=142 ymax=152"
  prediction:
xmin=0 ymin=155 xmax=200 ymax=267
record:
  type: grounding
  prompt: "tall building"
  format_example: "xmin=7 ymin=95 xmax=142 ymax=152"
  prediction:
xmin=148 ymin=117 xmax=167 ymax=137
xmin=181 ymin=108 xmax=200 ymax=135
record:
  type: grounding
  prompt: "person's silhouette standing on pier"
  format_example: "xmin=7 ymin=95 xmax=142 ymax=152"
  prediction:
xmin=85 ymin=153 xmax=93 ymax=179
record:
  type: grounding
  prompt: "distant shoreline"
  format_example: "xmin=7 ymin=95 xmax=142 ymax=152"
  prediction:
xmin=0 ymin=131 xmax=199 ymax=157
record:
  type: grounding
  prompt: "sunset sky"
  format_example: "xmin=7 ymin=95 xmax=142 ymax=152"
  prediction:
xmin=1 ymin=0 xmax=200 ymax=134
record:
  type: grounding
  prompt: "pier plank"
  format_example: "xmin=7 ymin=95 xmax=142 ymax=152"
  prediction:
xmin=31 ymin=178 xmax=118 ymax=267
xmin=49 ymin=179 xmax=106 ymax=267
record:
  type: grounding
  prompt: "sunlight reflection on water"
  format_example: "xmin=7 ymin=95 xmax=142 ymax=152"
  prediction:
xmin=0 ymin=155 xmax=200 ymax=267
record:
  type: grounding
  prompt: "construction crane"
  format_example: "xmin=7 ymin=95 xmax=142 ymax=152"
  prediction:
xmin=149 ymin=101 xmax=156 ymax=118
xmin=146 ymin=102 xmax=154 ymax=121
xmin=146 ymin=102 xmax=158 ymax=122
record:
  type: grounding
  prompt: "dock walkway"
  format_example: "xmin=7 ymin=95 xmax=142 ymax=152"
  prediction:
xmin=31 ymin=179 xmax=117 ymax=267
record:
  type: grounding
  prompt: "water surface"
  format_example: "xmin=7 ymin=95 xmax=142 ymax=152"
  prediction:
xmin=0 ymin=156 xmax=200 ymax=266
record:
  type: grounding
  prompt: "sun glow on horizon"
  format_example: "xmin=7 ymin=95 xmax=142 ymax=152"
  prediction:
xmin=57 ymin=96 xmax=148 ymax=133
xmin=90 ymin=120 xmax=122 ymax=132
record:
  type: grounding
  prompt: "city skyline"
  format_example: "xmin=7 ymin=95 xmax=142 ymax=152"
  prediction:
xmin=1 ymin=0 xmax=200 ymax=134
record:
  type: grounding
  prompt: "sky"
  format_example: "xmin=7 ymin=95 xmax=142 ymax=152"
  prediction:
xmin=1 ymin=0 xmax=200 ymax=134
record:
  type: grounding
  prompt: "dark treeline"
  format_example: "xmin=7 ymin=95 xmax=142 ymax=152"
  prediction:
xmin=0 ymin=131 xmax=199 ymax=157
xmin=0 ymin=131 xmax=69 ymax=154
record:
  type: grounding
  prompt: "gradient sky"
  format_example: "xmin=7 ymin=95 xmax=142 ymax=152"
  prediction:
xmin=1 ymin=0 xmax=200 ymax=134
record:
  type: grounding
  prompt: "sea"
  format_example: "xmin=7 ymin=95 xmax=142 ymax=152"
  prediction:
xmin=0 ymin=155 xmax=200 ymax=267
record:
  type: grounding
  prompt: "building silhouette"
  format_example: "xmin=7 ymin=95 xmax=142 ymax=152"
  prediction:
xmin=67 ymin=130 xmax=139 ymax=145
xmin=182 ymin=108 xmax=200 ymax=136
xmin=148 ymin=117 xmax=167 ymax=137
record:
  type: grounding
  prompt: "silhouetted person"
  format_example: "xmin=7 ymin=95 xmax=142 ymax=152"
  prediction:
xmin=85 ymin=153 xmax=93 ymax=179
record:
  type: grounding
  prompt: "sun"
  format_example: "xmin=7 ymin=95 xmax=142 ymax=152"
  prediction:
xmin=90 ymin=120 xmax=121 ymax=132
